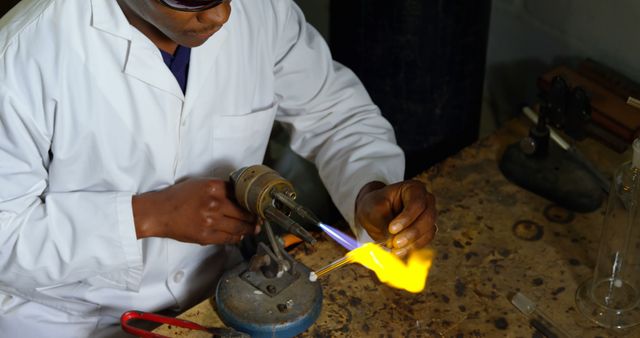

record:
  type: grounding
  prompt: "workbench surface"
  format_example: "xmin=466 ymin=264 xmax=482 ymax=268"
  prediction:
xmin=155 ymin=118 xmax=632 ymax=337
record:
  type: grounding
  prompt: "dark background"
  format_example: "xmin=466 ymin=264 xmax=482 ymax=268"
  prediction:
xmin=330 ymin=0 xmax=491 ymax=178
xmin=0 ymin=1 xmax=18 ymax=16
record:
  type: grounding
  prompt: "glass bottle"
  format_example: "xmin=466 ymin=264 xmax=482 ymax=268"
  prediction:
xmin=576 ymin=138 xmax=640 ymax=330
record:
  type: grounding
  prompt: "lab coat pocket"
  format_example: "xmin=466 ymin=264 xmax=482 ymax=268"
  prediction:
xmin=211 ymin=104 xmax=277 ymax=176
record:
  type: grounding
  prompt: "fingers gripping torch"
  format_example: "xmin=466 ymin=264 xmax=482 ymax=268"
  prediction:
xmin=215 ymin=165 xmax=323 ymax=338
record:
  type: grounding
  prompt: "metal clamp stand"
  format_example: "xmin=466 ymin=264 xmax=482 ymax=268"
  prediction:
xmin=499 ymin=77 xmax=606 ymax=212
xmin=242 ymin=221 xmax=298 ymax=294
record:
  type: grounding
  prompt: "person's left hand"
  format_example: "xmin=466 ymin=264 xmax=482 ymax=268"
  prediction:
xmin=355 ymin=180 xmax=437 ymax=257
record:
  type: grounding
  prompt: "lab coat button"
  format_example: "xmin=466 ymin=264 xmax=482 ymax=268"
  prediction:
xmin=173 ymin=271 xmax=185 ymax=283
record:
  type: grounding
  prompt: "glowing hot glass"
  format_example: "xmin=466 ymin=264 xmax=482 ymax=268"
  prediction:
xmin=314 ymin=223 xmax=434 ymax=293
xmin=347 ymin=243 xmax=434 ymax=293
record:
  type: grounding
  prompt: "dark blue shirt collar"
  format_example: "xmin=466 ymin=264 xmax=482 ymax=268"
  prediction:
xmin=159 ymin=45 xmax=191 ymax=94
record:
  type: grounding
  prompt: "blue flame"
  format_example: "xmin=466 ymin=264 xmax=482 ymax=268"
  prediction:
xmin=318 ymin=223 xmax=359 ymax=251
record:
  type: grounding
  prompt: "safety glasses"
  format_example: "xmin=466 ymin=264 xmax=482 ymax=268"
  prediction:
xmin=159 ymin=0 xmax=226 ymax=12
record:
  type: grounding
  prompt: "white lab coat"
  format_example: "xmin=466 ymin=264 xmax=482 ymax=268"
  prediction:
xmin=0 ymin=0 xmax=404 ymax=336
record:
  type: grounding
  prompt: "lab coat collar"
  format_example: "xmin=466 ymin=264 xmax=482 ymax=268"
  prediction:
xmin=91 ymin=0 xmax=184 ymax=100
xmin=124 ymin=27 xmax=229 ymax=104
xmin=90 ymin=0 xmax=131 ymax=40
xmin=184 ymin=27 xmax=228 ymax=112
xmin=126 ymin=29 xmax=186 ymax=100
xmin=90 ymin=0 xmax=230 ymax=103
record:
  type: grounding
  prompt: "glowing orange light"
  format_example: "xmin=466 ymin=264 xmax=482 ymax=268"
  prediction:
xmin=346 ymin=243 xmax=435 ymax=293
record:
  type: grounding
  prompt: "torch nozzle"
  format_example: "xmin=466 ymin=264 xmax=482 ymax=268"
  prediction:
xmin=272 ymin=192 xmax=322 ymax=226
xmin=264 ymin=206 xmax=317 ymax=244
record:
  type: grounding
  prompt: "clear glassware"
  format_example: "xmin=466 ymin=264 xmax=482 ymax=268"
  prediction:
xmin=576 ymin=139 xmax=640 ymax=330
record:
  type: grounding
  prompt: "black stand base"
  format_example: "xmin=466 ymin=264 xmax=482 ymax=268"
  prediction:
xmin=499 ymin=142 xmax=604 ymax=212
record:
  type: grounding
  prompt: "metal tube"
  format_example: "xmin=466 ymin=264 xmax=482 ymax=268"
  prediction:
xmin=523 ymin=106 xmax=569 ymax=150
xmin=272 ymin=192 xmax=322 ymax=226
xmin=264 ymin=206 xmax=317 ymax=244
xmin=263 ymin=220 xmax=284 ymax=261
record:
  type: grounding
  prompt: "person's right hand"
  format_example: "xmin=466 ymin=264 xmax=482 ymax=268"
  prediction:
xmin=132 ymin=178 xmax=258 ymax=245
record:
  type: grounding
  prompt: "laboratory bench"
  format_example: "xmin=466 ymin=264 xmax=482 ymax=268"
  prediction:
xmin=153 ymin=117 xmax=632 ymax=337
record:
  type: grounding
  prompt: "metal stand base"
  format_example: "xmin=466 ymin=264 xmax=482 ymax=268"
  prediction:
xmin=499 ymin=141 xmax=604 ymax=212
xmin=215 ymin=261 xmax=322 ymax=338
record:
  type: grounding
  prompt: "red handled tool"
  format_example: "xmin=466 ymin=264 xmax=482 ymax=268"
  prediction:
xmin=120 ymin=310 xmax=249 ymax=338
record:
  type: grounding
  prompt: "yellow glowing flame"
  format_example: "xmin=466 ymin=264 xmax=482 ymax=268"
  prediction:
xmin=346 ymin=243 xmax=434 ymax=293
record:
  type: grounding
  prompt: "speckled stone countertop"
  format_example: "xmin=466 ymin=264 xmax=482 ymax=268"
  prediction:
xmin=155 ymin=118 xmax=633 ymax=337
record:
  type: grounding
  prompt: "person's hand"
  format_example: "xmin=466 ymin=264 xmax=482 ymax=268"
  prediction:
xmin=132 ymin=178 xmax=258 ymax=245
xmin=355 ymin=180 xmax=437 ymax=256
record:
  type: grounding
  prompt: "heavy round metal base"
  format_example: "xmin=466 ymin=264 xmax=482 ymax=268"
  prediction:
xmin=215 ymin=261 xmax=322 ymax=338
xmin=576 ymin=278 xmax=640 ymax=331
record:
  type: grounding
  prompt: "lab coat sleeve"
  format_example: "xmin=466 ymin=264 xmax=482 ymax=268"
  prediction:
xmin=0 ymin=81 xmax=143 ymax=291
xmin=271 ymin=1 xmax=405 ymax=242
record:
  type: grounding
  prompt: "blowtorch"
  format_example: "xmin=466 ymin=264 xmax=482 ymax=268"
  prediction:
xmin=215 ymin=165 xmax=323 ymax=338
xmin=230 ymin=165 xmax=318 ymax=244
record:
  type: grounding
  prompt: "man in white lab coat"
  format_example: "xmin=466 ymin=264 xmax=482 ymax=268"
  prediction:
xmin=0 ymin=0 xmax=437 ymax=336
